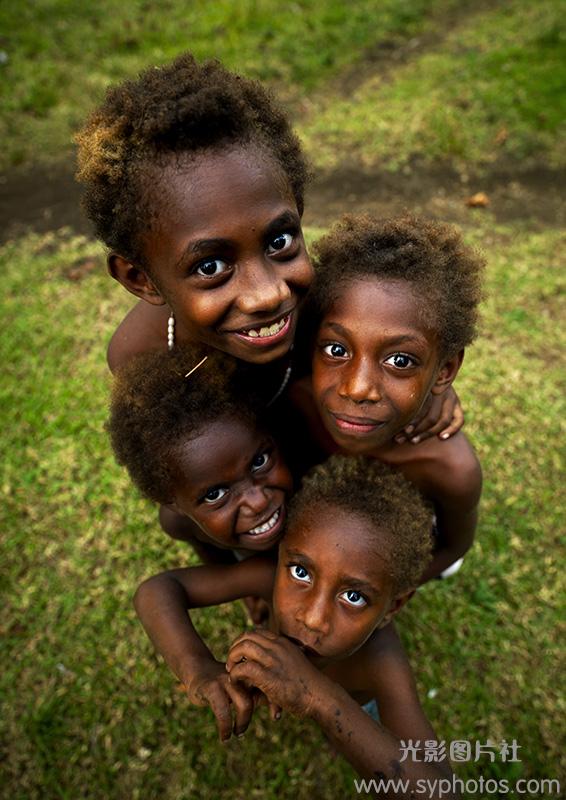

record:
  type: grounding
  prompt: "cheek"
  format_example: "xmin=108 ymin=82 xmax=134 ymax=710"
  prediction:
xmin=337 ymin=616 xmax=380 ymax=653
xmin=173 ymin=289 xmax=231 ymax=330
xmin=291 ymin=256 xmax=314 ymax=291
xmin=311 ymin=362 xmax=333 ymax=400
xmin=274 ymin=463 xmax=294 ymax=494
xmin=196 ymin=508 xmax=233 ymax=544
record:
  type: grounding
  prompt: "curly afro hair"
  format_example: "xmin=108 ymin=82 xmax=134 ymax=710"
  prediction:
xmin=76 ymin=52 xmax=310 ymax=270
xmin=287 ymin=455 xmax=433 ymax=594
xmin=310 ymin=214 xmax=485 ymax=358
xmin=108 ymin=344 xmax=267 ymax=505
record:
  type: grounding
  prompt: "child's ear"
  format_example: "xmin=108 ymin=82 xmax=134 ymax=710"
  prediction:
xmin=108 ymin=253 xmax=166 ymax=306
xmin=377 ymin=589 xmax=416 ymax=629
xmin=431 ymin=349 xmax=464 ymax=396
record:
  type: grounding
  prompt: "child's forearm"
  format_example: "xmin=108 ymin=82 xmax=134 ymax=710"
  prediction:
xmin=227 ymin=631 xmax=457 ymax=799
xmin=420 ymin=506 xmax=477 ymax=583
xmin=311 ymin=679 xmax=456 ymax=799
xmin=134 ymin=574 xmax=217 ymax=687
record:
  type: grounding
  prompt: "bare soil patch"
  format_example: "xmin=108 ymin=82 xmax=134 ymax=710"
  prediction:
xmin=0 ymin=158 xmax=563 ymax=246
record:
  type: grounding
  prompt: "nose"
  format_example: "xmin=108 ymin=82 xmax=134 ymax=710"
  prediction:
xmin=338 ymin=358 xmax=381 ymax=404
xmin=236 ymin=258 xmax=292 ymax=315
xmin=239 ymin=483 xmax=271 ymax=516
xmin=296 ymin=591 xmax=331 ymax=637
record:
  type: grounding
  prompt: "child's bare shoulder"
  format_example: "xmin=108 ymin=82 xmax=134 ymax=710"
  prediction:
xmin=107 ymin=301 xmax=169 ymax=373
xmin=324 ymin=624 xmax=406 ymax=693
xmin=384 ymin=432 xmax=481 ymax=507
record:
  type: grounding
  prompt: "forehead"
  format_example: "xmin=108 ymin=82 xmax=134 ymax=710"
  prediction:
xmin=284 ymin=504 xmax=392 ymax=590
xmin=323 ymin=277 xmax=438 ymax=348
xmin=145 ymin=146 xmax=296 ymax=237
xmin=173 ymin=416 xmax=264 ymax=490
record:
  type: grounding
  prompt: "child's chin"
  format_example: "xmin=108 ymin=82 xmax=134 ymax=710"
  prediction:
xmin=333 ymin=432 xmax=386 ymax=454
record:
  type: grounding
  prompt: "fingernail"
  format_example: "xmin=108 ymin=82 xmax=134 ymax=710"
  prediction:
xmin=441 ymin=432 xmax=450 ymax=439
xmin=236 ymin=732 xmax=246 ymax=739
xmin=405 ymin=425 xmax=415 ymax=434
xmin=395 ymin=436 xmax=406 ymax=444
xmin=411 ymin=436 xmax=420 ymax=444
xmin=275 ymin=711 xmax=281 ymax=720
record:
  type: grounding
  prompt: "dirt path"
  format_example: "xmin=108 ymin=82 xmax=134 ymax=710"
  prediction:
xmin=0 ymin=158 xmax=563 ymax=246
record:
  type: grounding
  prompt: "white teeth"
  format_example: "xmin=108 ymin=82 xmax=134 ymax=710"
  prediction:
xmin=248 ymin=508 xmax=280 ymax=535
xmin=243 ymin=316 xmax=287 ymax=339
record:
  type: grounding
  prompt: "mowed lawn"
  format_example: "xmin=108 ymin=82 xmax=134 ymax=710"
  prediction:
xmin=1 ymin=0 xmax=565 ymax=798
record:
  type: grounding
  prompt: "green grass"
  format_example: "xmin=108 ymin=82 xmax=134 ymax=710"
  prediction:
xmin=1 ymin=217 xmax=564 ymax=798
xmin=298 ymin=0 xmax=566 ymax=170
xmin=0 ymin=0 xmax=452 ymax=170
xmin=1 ymin=0 xmax=565 ymax=796
xmin=2 ymin=0 xmax=563 ymax=172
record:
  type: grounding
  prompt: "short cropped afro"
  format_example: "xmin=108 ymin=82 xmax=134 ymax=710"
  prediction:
xmin=76 ymin=52 xmax=310 ymax=269
xmin=288 ymin=455 xmax=433 ymax=594
xmin=108 ymin=344 xmax=266 ymax=505
xmin=311 ymin=214 xmax=484 ymax=358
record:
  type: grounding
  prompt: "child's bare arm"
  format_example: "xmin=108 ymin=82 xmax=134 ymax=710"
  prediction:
xmin=134 ymin=558 xmax=274 ymax=740
xmin=227 ymin=627 xmax=456 ymax=799
xmin=107 ymin=301 xmax=168 ymax=373
xmin=419 ymin=436 xmax=482 ymax=581
xmin=395 ymin=386 xmax=464 ymax=444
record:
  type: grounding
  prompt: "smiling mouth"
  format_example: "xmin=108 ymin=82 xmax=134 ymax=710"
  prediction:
xmin=230 ymin=311 xmax=293 ymax=346
xmin=329 ymin=411 xmax=388 ymax=434
xmin=248 ymin=507 xmax=281 ymax=536
xmin=239 ymin=506 xmax=285 ymax=546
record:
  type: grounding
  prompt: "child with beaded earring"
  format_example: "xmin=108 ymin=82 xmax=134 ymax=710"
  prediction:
xmin=75 ymin=52 xmax=464 ymax=426
xmin=133 ymin=455 xmax=458 ymax=798
xmin=291 ymin=213 xmax=484 ymax=581
xmin=77 ymin=54 xmax=465 ymax=555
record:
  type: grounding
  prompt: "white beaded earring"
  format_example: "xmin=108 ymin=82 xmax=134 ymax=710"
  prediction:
xmin=167 ymin=311 xmax=175 ymax=351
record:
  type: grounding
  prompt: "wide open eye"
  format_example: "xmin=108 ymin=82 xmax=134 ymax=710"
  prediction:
xmin=341 ymin=589 xmax=367 ymax=608
xmin=203 ymin=486 xmax=229 ymax=503
xmin=322 ymin=342 xmax=348 ymax=359
xmin=289 ymin=564 xmax=311 ymax=583
xmin=251 ymin=451 xmax=270 ymax=472
xmin=195 ymin=258 xmax=230 ymax=278
xmin=384 ymin=352 xmax=416 ymax=369
xmin=267 ymin=231 xmax=294 ymax=255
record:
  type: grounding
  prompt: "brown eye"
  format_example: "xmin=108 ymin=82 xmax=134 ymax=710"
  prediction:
xmin=195 ymin=258 xmax=229 ymax=277
xmin=204 ymin=486 xmax=228 ymax=503
xmin=323 ymin=342 xmax=348 ymax=358
xmin=267 ymin=232 xmax=293 ymax=254
xmin=385 ymin=353 xmax=416 ymax=369
xmin=342 ymin=590 xmax=367 ymax=607
xmin=251 ymin=451 xmax=269 ymax=472
xmin=290 ymin=564 xmax=310 ymax=582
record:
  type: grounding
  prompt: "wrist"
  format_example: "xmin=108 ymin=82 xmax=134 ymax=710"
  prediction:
xmin=304 ymin=670 xmax=347 ymax=724
xmin=176 ymin=653 xmax=220 ymax=690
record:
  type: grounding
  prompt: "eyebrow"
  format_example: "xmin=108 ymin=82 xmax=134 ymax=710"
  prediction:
xmin=320 ymin=321 xmax=426 ymax=346
xmin=340 ymin=576 xmax=381 ymax=596
xmin=175 ymin=210 xmax=301 ymax=271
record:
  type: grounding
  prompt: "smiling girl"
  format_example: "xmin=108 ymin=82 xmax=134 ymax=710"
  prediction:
xmin=76 ymin=54 xmax=311 ymax=383
xmin=108 ymin=345 xmax=293 ymax=557
xmin=291 ymin=214 xmax=484 ymax=580
xmin=76 ymin=52 xmax=463 ymax=434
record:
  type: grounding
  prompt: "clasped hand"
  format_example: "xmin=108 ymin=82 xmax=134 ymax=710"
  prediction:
xmin=184 ymin=630 xmax=322 ymax=741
